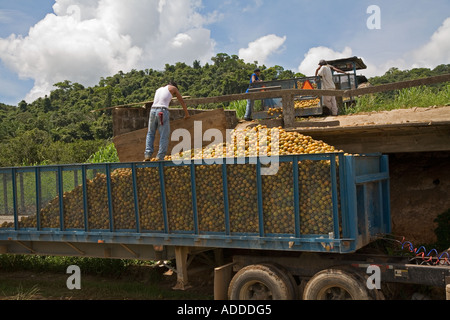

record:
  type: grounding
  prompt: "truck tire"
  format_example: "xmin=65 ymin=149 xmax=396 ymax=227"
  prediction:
xmin=228 ymin=264 xmax=295 ymax=300
xmin=267 ymin=263 xmax=298 ymax=300
xmin=303 ymin=268 xmax=371 ymax=300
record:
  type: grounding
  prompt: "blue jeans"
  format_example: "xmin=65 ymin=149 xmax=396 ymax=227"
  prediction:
xmin=245 ymin=99 xmax=254 ymax=119
xmin=145 ymin=108 xmax=170 ymax=160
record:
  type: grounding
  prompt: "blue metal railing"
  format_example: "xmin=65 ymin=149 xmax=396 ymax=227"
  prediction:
xmin=0 ymin=153 xmax=390 ymax=253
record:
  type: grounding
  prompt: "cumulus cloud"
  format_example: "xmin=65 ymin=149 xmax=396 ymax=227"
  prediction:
xmin=239 ymin=34 xmax=286 ymax=65
xmin=0 ymin=0 xmax=217 ymax=103
xmin=367 ymin=17 xmax=450 ymax=77
xmin=410 ymin=17 xmax=450 ymax=69
xmin=297 ymin=17 xmax=450 ymax=79
xmin=297 ymin=46 xmax=353 ymax=76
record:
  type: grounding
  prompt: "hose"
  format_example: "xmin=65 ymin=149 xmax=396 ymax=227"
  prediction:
xmin=399 ymin=237 xmax=449 ymax=265
xmin=376 ymin=236 xmax=450 ymax=266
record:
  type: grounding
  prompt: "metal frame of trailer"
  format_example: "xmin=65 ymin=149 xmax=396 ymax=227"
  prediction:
xmin=1 ymin=154 xmax=390 ymax=253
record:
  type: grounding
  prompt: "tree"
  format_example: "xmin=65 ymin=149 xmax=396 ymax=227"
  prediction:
xmin=193 ymin=60 xmax=201 ymax=69
xmin=0 ymin=129 xmax=51 ymax=166
xmin=43 ymin=95 xmax=52 ymax=112
xmin=18 ymin=100 xmax=28 ymax=112
xmin=54 ymin=80 xmax=73 ymax=91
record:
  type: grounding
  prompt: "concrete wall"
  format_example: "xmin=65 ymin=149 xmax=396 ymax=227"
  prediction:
xmin=112 ymin=107 xmax=238 ymax=137
xmin=389 ymin=151 xmax=450 ymax=245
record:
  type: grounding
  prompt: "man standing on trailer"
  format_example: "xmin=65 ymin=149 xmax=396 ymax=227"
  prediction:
xmin=144 ymin=81 xmax=190 ymax=161
xmin=315 ymin=60 xmax=348 ymax=116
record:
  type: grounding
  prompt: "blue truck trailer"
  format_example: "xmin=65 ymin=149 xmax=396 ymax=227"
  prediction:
xmin=1 ymin=153 xmax=449 ymax=300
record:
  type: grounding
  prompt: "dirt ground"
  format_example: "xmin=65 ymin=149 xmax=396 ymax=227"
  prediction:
xmin=297 ymin=105 xmax=450 ymax=128
xmin=0 ymin=266 xmax=215 ymax=301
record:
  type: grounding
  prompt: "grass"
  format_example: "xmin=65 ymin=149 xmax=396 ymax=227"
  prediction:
xmin=226 ymin=85 xmax=449 ymax=118
xmin=0 ymin=270 xmax=211 ymax=300
xmin=342 ymin=85 xmax=450 ymax=115
xmin=0 ymin=255 xmax=214 ymax=300
xmin=0 ymin=254 xmax=137 ymax=275
xmin=86 ymin=142 xmax=120 ymax=163
xmin=2 ymin=284 xmax=41 ymax=300
xmin=226 ymin=100 xmax=246 ymax=119
xmin=225 ymin=99 xmax=264 ymax=119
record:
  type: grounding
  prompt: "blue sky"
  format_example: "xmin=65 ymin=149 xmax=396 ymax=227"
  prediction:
xmin=0 ymin=0 xmax=449 ymax=106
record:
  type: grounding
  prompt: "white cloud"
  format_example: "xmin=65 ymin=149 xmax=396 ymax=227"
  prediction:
xmin=239 ymin=34 xmax=286 ymax=65
xmin=364 ymin=17 xmax=450 ymax=77
xmin=362 ymin=58 xmax=410 ymax=78
xmin=243 ymin=0 xmax=263 ymax=13
xmin=0 ymin=10 xmax=16 ymax=24
xmin=410 ymin=17 xmax=450 ymax=69
xmin=0 ymin=0 xmax=217 ymax=103
xmin=298 ymin=46 xmax=353 ymax=76
xmin=298 ymin=16 xmax=450 ymax=79
xmin=172 ymin=33 xmax=192 ymax=48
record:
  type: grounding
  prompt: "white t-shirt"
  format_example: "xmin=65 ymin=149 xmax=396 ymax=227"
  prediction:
xmin=153 ymin=85 xmax=173 ymax=108
xmin=318 ymin=66 xmax=336 ymax=90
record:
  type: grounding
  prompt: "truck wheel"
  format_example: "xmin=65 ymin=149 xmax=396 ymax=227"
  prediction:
xmin=228 ymin=264 xmax=295 ymax=300
xmin=266 ymin=263 xmax=298 ymax=300
xmin=303 ymin=269 xmax=371 ymax=300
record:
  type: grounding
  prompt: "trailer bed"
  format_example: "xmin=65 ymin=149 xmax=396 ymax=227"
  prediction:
xmin=0 ymin=154 xmax=390 ymax=258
